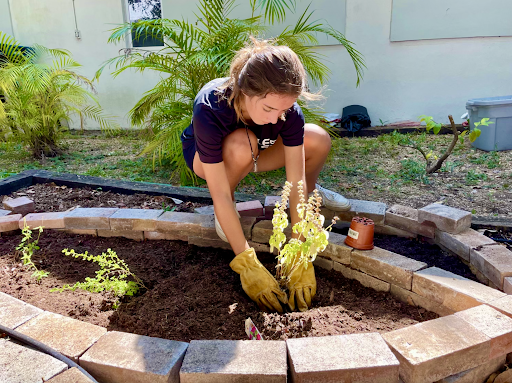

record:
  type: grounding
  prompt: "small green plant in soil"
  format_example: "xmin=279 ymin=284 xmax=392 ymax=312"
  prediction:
xmin=465 ymin=170 xmax=488 ymax=185
xmin=270 ymin=180 xmax=338 ymax=287
xmin=16 ymin=222 xmax=49 ymax=280
xmin=51 ymin=248 xmax=146 ymax=304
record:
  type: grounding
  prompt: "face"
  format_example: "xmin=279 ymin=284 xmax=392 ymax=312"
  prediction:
xmin=242 ymin=93 xmax=297 ymax=125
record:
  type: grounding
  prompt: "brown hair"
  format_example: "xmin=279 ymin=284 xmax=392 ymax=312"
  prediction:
xmin=218 ymin=37 xmax=321 ymax=123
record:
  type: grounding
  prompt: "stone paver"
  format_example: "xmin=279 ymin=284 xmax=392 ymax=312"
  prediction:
xmin=3 ymin=196 xmax=35 ymax=216
xmin=236 ymin=200 xmax=264 ymax=217
xmin=0 ymin=208 xmax=12 ymax=217
xmin=412 ymin=267 xmax=506 ymax=312
xmin=489 ymin=295 xmax=512 ymax=319
xmin=382 ymin=315 xmax=491 ymax=383
xmin=389 ymin=285 xmax=454 ymax=317
xmin=57 ymin=228 xmax=98 ymax=236
xmin=109 ymin=208 xmax=164 ymax=231
xmin=156 ymin=211 xmax=208 ymax=241
xmin=334 ymin=262 xmax=390 ymax=292
xmin=417 ymin=203 xmax=471 ymax=234
xmin=322 ymin=232 xmax=351 ymax=264
xmin=455 ymin=305 xmax=512 ymax=360
xmin=251 ymin=219 xmax=292 ymax=244
xmin=188 ymin=236 xmax=270 ymax=253
xmin=200 ymin=215 xmax=254 ymax=240
xmin=64 ymin=208 xmax=118 ymax=230
xmin=287 ymin=333 xmax=399 ymax=383
xmin=0 ymin=339 xmax=68 ymax=383
xmin=435 ymin=228 xmax=496 ymax=262
xmin=97 ymin=229 xmax=144 ymax=241
xmin=80 ymin=331 xmax=188 ymax=383
xmin=385 ymin=205 xmax=435 ymax=238
xmin=144 ymin=231 xmax=176 ymax=240
xmin=194 ymin=205 xmax=215 ymax=215
xmin=180 ymin=340 xmax=286 ymax=383
xmin=0 ymin=213 xmax=22 ymax=232
xmin=264 ymin=195 xmax=281 ymax=219
xmin=374 ymin=224 xmax=417 ymax=238
xmin=470 ymin=244 xmax=512 ymax=289
xmin=351 ymin=247 xmax=427 ymax=290
xmin=0 ymin=292 xmax=43 ymax=329
xmin=19 ymin=211 xmax=69 ymax=230
xmin=435 ymin=355 xmax=505 ymax=383
xmin=334 ymin=199 xmax=386 ymax=225
xmin=16 ymin=312 xmax=106 ymax=362
xmin=505 ymin=277 xmax=512 ymax=294
xmin=313 ymin=256 xmax=333 ymax=271
xmin=46 ymin=367 xmax=96 ymax=383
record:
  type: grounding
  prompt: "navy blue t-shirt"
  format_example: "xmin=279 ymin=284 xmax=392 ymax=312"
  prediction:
xmin=181 ymin=78 xmax=305 ymax=164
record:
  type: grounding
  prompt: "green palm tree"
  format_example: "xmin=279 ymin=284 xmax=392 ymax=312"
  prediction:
xmin=96 ymin=0 xmax=365 ymax=184
xmin=0 ymin=32 xmax=118 ymax=158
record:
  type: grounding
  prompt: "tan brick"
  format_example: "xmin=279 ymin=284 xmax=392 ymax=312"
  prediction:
xmin=200 ymin=215 xmax=254 ymax=240
xmin=97 ymin=229 xmax=144 ymax=241
xmin=236 ymin=200 xmax=264 ymax=217
xmin=470 ymin=244 xmax=512 ymax=289
xmin=412 ymin=267 xmax=506 ymax=312
xmin=0 ymin=208 xmax=12 ymax=217
xmin=489 ymin=295 xmax=512 ymax=319
xmin=156 ymin=211 xmax=207 ymax=240
xmin=390 ymin=285 xmax=454 ymax=317
xmin=81 ymin=331 xmax=188 ymax=383
xmin=313 ymin=256 xmax=333 ymax=271
xmin=188 ymin=236 xmax=231 ymax=251
xmin=385 ymin=205 xmax=435 ymax=238
xmin=265 ymin=196 xmax=281 ymax=219
xmin=180 ymin=340 xmax=286 ymax=383
xmin=19 ymin=211 xmax=68 ymax=230
xmin=0 ymin=338 xmax=68 ymax=383
xmin=455 ymin=305 xmax=512 ymax=359
xmin=351 ymin=247 xmax=427 ymax=290
xmin=0 ymin=213 xmax=22 ymax=232
xmin=435 ymin=355 xmax=505 ymax=383
xmin=383 ymin=315 xmax=491 ymax=383
xmin=435 ymin=228 xmax=496 ymax=262
xmin=144 ymin=231 xmax=176 ymax=240
xmin=418 ymin=203 xmax=471 ymax=234
xmin=323 ymin=232 xmax=351 ymax=264
xmin=287 ymin=333 xmax=399 ymax=383
xmin=0 ymin=291 xmax=43 ymax=329
xmin=16 ymin=312 xmax=106 ymax=362
xmin=251 ymin=219 xmax=292 ymax=244
xmin=334 ymin=262 xmax=390 ymax=292
xmin=3 ymin=196 xmax=34 ymax=216
xmin=57 ymin=229 xmax=98 ymax=236
xmin=335 ymin=199 xmax=386 ymax=225
xmin=374 ymin=224 xmax=417 ymax=238
xmin=505 ymin=277 xmax=512 ymax=294
xmin=109 ymin=208 xmax=164 ymax=231
xmin=64 ymin=207 xmax=118 ymax=230
xmin=46 ymin=367 xmax=96 ymax=383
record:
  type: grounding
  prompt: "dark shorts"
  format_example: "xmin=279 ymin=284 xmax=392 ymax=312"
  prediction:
xmin=181 ymin=130 xmax=196 ymax=173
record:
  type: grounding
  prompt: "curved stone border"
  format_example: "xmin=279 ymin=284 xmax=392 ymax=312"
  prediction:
xmin=1 ymin=203 xmax=512 ymax=382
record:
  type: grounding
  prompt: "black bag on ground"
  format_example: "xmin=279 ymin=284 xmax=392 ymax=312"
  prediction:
xmin=341 ymin=105 xmax=371 ymax=132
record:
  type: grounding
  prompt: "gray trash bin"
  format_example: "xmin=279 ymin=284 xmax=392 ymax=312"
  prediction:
xmin=466 ymin=95 xmax=512 ymax=152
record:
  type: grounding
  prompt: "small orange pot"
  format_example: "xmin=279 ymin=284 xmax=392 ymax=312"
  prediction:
xmin=344 ymin=216 xmax=374 ymax=250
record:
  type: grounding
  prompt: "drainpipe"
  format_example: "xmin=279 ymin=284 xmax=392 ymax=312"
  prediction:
xmin=0 ymin=323 xmax=99 ymax=383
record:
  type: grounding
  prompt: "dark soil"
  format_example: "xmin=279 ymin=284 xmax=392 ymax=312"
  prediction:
xmin=0 ymin=181 xmax=488 ymax=342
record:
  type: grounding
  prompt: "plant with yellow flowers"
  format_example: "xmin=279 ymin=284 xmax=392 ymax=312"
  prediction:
xmin=270 ymin=180 xmax=338 ymax=287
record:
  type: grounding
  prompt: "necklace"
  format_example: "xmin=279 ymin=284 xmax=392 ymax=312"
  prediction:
xmin=245 ymin=124 xmax=260 ymax=173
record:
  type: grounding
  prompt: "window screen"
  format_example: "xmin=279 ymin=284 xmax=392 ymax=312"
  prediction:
xmin=127 ymin=0 xmax=164 ymax=47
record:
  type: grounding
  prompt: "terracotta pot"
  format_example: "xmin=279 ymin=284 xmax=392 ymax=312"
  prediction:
xmin=344 ymin=216 xmax=374 ymax=250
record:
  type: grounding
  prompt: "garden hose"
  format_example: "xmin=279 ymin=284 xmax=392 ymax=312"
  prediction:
xmin=0 ymin=324 xmax=99 ymax=383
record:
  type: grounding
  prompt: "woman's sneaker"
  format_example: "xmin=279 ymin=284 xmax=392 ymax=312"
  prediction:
xmin=215 ymin=202 xmax=240 ymax=242
xmin=310 ymin=184 xmax=351 ymax=211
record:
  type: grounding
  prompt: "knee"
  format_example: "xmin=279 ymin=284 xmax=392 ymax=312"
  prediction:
xmin=222 ymin=128 xmax=259 ymax=167
xmin=304 ymin=123 xmax=331 ymax=156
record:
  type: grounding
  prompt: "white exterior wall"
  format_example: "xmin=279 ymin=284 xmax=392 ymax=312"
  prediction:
xmin=3 ymin=0 xmax=512 ymax=128
xmin=0 ymin=0 xmax=14 ymax=37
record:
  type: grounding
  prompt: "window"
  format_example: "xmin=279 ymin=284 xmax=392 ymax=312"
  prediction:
xmin=126 ymin=0 xmax=163 ymax=47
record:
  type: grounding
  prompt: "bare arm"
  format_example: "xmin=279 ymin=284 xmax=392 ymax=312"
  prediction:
xmin=202 ymin=161 xmax=249 ymax=255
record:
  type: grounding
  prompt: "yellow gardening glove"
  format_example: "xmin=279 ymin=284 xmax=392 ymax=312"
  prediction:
xmin=287 ymin=261 xmax=316 ymax=312
xmin=230 ymin=248 xmax=288 ymax=313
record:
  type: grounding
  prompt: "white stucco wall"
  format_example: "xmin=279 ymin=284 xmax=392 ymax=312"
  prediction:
xmin=5 ymin=0 xmax=512 ymax=128
xmin=0 ymin=0 xmax=14 ymax=37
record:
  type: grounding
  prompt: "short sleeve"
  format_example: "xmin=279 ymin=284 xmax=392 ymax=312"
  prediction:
xmin=193 ymin=103 xmax=225 ymax=164
xmin=279 ymin=103 xmax=305 ymax=147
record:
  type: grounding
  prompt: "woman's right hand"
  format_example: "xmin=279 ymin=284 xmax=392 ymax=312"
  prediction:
xmin=230 ymin=248 xmax=288 ymax=313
